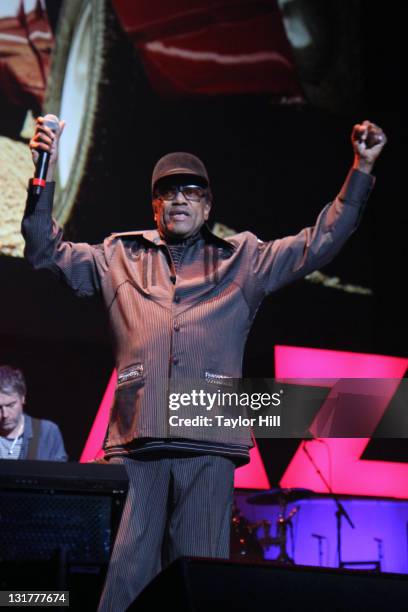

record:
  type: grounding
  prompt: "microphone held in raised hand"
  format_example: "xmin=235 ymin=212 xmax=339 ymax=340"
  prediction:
xmin=32 ymin=114 xmax=60 ymax=196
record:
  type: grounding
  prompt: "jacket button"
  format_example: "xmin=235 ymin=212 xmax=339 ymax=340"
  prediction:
xmin=172 ymin=357 xmax=179 ymax=365
xmin=174 ymin=294 xmax=180 ymax=303
xmin=174 ymin=322 xmax=180 ymax=331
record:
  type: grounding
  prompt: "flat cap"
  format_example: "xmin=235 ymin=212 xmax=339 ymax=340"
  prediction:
xmin=152 ymin=152 xmax=209 ymax=193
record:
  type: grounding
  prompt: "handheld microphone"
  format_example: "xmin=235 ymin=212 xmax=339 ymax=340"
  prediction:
xmin=32 ymin=114 xmax=60 ymax=196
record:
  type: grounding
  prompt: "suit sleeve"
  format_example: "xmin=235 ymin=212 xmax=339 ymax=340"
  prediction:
xmin=254 ymin=168 xmax=375 ymax=295
xmin=21 ymin=181 xmax=107 ymax=297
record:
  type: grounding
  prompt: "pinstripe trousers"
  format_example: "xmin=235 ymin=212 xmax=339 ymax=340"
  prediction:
xmin=97 ymin=454 xmax=235 ymax=612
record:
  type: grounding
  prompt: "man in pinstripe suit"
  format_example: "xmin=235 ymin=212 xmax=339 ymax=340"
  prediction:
xmin=25 ymin=117 xmax=386 ymax=610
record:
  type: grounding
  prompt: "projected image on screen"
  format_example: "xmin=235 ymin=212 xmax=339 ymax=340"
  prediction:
xmin=0 ymin=0 xmax=376 ymax=257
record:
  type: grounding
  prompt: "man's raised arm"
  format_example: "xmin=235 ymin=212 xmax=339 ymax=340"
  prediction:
xmin=253 ymin=120 xmax=387 ymax=295
xmin=21 ymin=116 xmax=107 ymax=297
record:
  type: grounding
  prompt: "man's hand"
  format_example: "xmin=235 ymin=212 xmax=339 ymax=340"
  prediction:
xmin=351 ymin=120 xmax=387 ymax=174
xmin=29 ymin=115 xmax=65 ymax=182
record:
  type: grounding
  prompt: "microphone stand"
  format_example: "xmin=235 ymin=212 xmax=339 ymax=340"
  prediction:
xmin=311 ymin=533 xmax=326 ymax=567
xmin=302 ymin=440 xmax=355 ymax=567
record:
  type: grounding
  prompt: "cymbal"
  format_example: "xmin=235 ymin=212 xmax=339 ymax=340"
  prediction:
xmin=246 ymin=487 xmax=314 ymax=506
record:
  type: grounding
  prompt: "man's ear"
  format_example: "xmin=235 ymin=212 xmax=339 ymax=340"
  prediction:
xmin=204 ymin=196 xmax=212 ymax=220
xmin=152 ymin=199 xmax=159 ymax=222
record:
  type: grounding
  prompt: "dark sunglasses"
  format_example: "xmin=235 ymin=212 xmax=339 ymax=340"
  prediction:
xmin=154 ymin=185 xmax=207 ymax=202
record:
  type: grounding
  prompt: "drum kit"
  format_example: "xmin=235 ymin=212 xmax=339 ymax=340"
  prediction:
xmin=230 ymin=487 xmax=314 ymax=564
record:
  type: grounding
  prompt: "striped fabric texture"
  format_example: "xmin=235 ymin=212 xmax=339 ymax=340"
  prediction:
xmin=22 ymin=169 xmax=375 ymax=453
xmin=104 ymin=437 xmax=251 ymax=466
xmin=97 ymin=454 xmax=235 ymax=611
xmin=21 ymin=169 xmax=375 ymax=611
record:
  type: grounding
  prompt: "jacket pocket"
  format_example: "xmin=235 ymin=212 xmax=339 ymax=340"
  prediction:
xmin=110 ymin=363 xmax=146 ymax=438
xmin=117 ymin=363 xmax=145 ymax=389
xmin=204 ymin=370 xmax=234 ymax=388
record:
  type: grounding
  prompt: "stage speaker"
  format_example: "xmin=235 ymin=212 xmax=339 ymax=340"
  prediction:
xmin=129 ymin=557 xmax=408 ymax=611
xmin=0 ymin=459 xmax=128 ymax=610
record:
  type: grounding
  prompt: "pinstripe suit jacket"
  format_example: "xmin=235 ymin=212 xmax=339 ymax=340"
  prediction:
xmin=22 ymin=168 xmax=374 ymax=449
